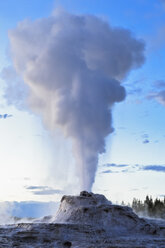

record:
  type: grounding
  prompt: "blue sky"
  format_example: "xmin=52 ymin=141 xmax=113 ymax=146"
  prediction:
xmin=0 ymin=0 xmax=165 ymax=217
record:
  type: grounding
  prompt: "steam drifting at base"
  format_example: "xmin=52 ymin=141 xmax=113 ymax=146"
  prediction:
xmin=7 ymin=10 xmax=145 ymax=191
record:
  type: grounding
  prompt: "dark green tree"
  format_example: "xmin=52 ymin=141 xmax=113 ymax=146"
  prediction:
xmin=131 ymin=195 xmax=165 ymax=219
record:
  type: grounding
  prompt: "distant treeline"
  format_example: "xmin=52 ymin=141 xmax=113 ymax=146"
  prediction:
xmin=131 ymin=196 xmax=165 ymax=219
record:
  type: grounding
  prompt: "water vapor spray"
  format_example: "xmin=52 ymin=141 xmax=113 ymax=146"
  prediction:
xmin=8 ymin=10 xmax=145 ymax=191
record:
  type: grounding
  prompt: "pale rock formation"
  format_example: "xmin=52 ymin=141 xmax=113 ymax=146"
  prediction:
xmin=0 ymin=192 xmax=165 ymax=247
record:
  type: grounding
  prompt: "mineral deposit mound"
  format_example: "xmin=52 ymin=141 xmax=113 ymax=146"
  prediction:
xmin=1 ymin=191 xmax=165 ymax=247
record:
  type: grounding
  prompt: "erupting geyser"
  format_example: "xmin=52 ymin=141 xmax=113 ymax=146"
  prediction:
xmin=7 ymin=10 xmax=145 ymax=191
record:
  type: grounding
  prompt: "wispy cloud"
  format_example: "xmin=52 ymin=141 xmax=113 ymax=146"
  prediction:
xmin=33 ymin=189 xmax=62 ymax=195
xmin=102 ymin=169 xmax=114 ymax=174
xmin=101 ymin=168 xmax=132 ymax=174
xmin=143 ymin=139 xmax=150 ymax=144
xmin=147 ymin=79 xmax=165 ymax=106
xmin=26 ymin=186 xmax=47 ymax=190
xmin=0 ymin=114 xmax=12 ymax=119
xmin=148 ymin=90 xmax=165 ymax=106
xmin=103 ymin=163 xmax=129 ymax=168
xmin=25 ymin=185 xmax=63 ymax=195
xmin=101 ymin=163 xmax=137 ymax=174
xmin=142 ymin=165 xmax=165 ymax=172
xmin=101 ymin=164 xmax=165 ymax=174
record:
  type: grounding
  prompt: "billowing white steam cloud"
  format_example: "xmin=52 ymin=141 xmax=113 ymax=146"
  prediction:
xmin=8 ymin=10 xmax=145 ymax=191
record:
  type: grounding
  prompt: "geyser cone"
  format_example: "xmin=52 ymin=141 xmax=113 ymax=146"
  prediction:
xmin=54 ymin=191 xmax=158 ymax=235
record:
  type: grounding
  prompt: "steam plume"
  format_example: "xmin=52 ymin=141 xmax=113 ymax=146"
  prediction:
xmin=8 ymin=10 xmax=145 ymax=191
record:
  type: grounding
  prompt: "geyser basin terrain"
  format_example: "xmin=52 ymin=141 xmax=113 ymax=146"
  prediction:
xmin=1 ymin=192 xmax=165 ymax=247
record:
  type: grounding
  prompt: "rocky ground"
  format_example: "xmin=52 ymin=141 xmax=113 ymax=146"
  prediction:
xmin=0 ymin=191 xmax=165 ymax=247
